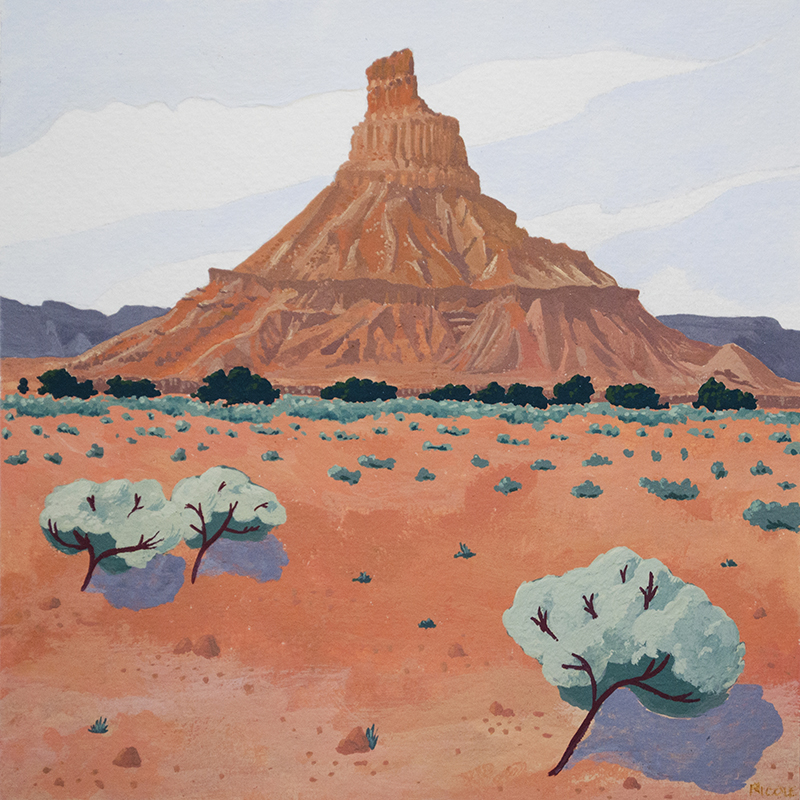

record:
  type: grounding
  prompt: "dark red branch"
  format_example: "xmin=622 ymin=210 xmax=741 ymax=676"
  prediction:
xmin=582 ymin=594 xmax=597 ymax=619
xmin=548 ymin=653 xmax=677 ymax=777
xmin=127 ymin=493 xmax=144 ymax=518
xmin=620 ymin=564 xmax=628 ymax=583
xmin=561 ymin=653 xmax=597 ymax=705
xmin=531 ymin=607 xmax=558 ymax=641
xmin=189 ymin=501 xmax=257 ymax=583
xmin=640 ymin=572 xmax=658 ymax=610
xmin=86 ymin=495 xmax=96 ymax=512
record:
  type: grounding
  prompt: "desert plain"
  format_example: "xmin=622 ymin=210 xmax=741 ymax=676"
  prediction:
xmin=1 ymin=400 xmax=798 ymax=800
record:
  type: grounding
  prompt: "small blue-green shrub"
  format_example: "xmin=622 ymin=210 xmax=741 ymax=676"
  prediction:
xmin=688 ymin=427 xmax=715 ymax=439
xmin=571 ymin=480 xmax=603 ymax=498
xmin=134 ymin=426 xmax=146 ymax=436
xmin=365 ymin=724 xmax=379 ymax=749
xmin=289 ymin=422 xmax=301 ymax=431
xmin=471 ymin=454 xmax=489 ymax=468
xmin=358 ymin=454 xmax=396 ymax=470
xmin=587 ymin=423 xmax=619 ymax=437
xmin=785 ymin=443 xmax=800 ymax=455
xmin=550 ymin=433 xmax=569 ymax=440
xmin=750 ymin=461 xmax=773 ymax=476
xmin=319 ymin=432 xmax=332 ymax=440
xmin=415 ymin=467 xmax=436 ymax=481
xmin=147 ymin=412 xmax=155 ymax=420
xmin=335 ymin=430 xmax=359 ymax=441
xmin=57 ymin=423 xmax=79 ymax=436
xmin=197 ymin=442 xmax=209 ymax=451
xmin=681 ymin=447 xmax=689 ymax=461
xmin=226 ymin=429 xmax=238 ymax=438
xmin=328 ymin=465 xmax=361 ymax=484
xmin=437 ymin=424 xmax=469 ymax=436
xmin=738 ymin=432 xmax=752 ymax=443
xmin=651 ymin=450 xmax=662 ymax=462
xmin=1 ymin=427 xmax=10 ymax=439
xmin=720 ymin=558 xmax=737 ymax=568
xmin=126 ymin=437 xmax=137 ymax=444
xmin=251 ymin=424 xmax=281 ymax=435
xmin=743 ymin=500 xmax=800 ymax=531
xmin=373 ymin=426 xmax=388 ymax=435
xmin=778 ymin=481 xmax=797 ymax=490
xmin=5 ymin=449 xmax=28 ymax=465
xmin=205 ymin=426 xmax=219 ymax=435
xmin=148 ymin=427 xmax=168 ymax=438
xmin=43 ymin=452 xmax=62 ymax=464
xmin=583 ymin=453 xmax=612 ymax=467
xmin=85 ymin=443 xmax=104 ymax=458
xmin=171 ymin=448 xmax=186 ymax=462
xmin=531 ymin=459 xmax=556 ymax=471
xmin=409 ymin=421 xmax=421 ymax=431
xmin=175 ymin=420 xmax=191 ymax=432
xmin=623 ymin=449 xmax=634 ymax=458
xmin=122 ymin=412 xmax=134 ymax=421
xmin=423 ymin=441 xmax=451 ymax=451
xmin=353 ymin=572 xmax=371 ymax=583
xmin=454 ymin=542 xmax=475 ymax=559
xmin=711 ymin=461 xmax=728 ymax=480
xmin=635 ymin=428 xmax=648 ymax=438
xmin=261 ymin=450 xmax=282 ymax=461
xmin=495 ymin=477 xmax=522 ymax=495
xmin=31 ymin=425 xmax=43 ymax=435
xmin=768 ymin=431 xmax=792 ymax=443
xmin=639 ymin=477 xmax=698 ymax=501
xmin=88 ymin=717 xmax=109 ymax=734
xmin=418 ymin=618 xmax=436 ymax=629
xmin=497 ymin=433 xmax=528 ymax=446
xmin=663 ymin=428 xmax=673 ymax=438
xmin=101 ymin=417 xmax=113 ymax=425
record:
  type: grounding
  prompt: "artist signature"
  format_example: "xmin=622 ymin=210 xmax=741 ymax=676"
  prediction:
xmin=749 ymin=784 xmax=797 ymax=797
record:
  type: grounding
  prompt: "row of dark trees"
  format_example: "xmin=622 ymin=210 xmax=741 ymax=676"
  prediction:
xmin=18 ymin=368 xmax=757 ymax=412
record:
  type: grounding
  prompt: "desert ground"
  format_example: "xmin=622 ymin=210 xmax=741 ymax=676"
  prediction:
xmin=1 ymin=400 xmax=798 ymax=799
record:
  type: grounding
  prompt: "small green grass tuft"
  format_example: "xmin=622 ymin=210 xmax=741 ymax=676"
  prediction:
xmin=88 ymin=717 xmax=109 ymax=734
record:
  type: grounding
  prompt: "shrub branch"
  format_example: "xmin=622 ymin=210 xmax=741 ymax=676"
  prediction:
xmin=47 ymin=519 xmax=161 ymax=591
xmin=186 ymin=500 xmax=260 ymax=583
xmin=531 ymin=607 xmax=559 ymax=641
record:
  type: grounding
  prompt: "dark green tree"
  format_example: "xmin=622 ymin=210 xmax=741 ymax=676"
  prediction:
xmin=320 ymin=377 xmax=397 ymax=402
xmin=105 ymin=375 xmax=161 ymax=399
xmin=419 ymin=383 xmax=472 ymax=402
xmin=605 ymin=383 xmax=667 ymax=409
xmin=551 ymin=374 xmax=594 ymax=405
xmin=693 ymin=378 xmax=756 ymax=412
xmin=192 ymin=367 xmax=280 ymax=406
xmin=17 ymin=377 xmax=29 ymax=395
xmin=472 ymin=381 xmax=507 ymax=404
xmin=506 ymin=383 xmax=548 ymax=408
xmin=37 ymin=369 xmax=97 ymax=400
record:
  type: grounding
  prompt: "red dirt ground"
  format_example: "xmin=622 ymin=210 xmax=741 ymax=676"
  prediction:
xmin=1 ymin=405 xmax=798 ymax=799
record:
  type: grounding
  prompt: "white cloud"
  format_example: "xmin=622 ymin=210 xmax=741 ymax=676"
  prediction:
xmin=90 ymin=250 xmax=252 ymax=314
xmin=0 ymin=50 xmax=720 ymax=248
xmin=638 ymin=266 xmax=759 ymax=321
xmin=641 ymin=266 xmax=800 ymax=329
xmin=424 ymin=50 xmax=710 ymax=147
xmin=521 ymin=167 xmax=800 ymax=250
xmin=0 ymin=94 xmax=363 ymax=248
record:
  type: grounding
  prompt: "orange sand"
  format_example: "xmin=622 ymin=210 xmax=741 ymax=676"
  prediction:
xmin=1 ymin=406 xmax=798 ymax=799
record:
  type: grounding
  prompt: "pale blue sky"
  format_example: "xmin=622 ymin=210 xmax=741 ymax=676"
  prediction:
xmin=1 ymin=0 xmax=798 ymax=325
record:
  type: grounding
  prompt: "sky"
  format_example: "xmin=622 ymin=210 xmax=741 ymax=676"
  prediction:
xmin=1 ymin=0 xmax=799 ymax=327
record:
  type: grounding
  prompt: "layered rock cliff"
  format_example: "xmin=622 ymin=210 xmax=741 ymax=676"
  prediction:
xmin=67 ymin=49 xmax=799 ymax=401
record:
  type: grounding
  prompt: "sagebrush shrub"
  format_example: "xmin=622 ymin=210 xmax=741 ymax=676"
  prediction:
xmin=743 ymin=500 xmax=800 ymax=531
xmin=639 ymin=477 xmax=698 ymax=501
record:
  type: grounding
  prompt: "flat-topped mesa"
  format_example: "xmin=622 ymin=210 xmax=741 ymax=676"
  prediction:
xmin=337 ymin=48 xmax=480 ymax=193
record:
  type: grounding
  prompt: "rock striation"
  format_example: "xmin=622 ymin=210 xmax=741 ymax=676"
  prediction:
xmin=66 ymin=49 xmax=799 ymax=402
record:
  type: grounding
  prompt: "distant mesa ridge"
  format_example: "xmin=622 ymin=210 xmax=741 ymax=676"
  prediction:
xmin=34 ymin=48 xmax=797 ymax=400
